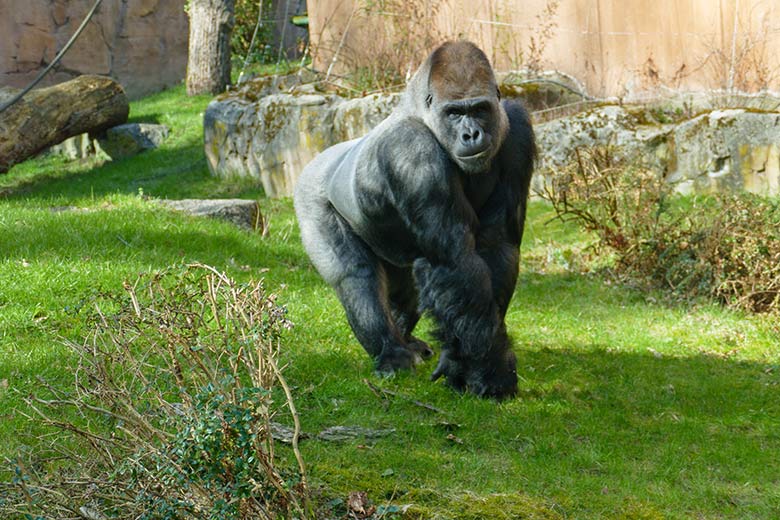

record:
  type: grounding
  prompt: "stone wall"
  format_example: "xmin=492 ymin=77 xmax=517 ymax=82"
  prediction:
xmin=204 ymin=87 xmax=780 ymax=199
xmin=0 ymin=0 xmax=188 ymax=99
xmin=204 ymin=89 xmax=400 ymax=198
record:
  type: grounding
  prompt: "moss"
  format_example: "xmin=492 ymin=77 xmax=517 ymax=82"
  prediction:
xmin=499 ymin=82 xmax=584 ymax=112
xmin=333 ymin=104 xmax=366 ymax=143
xmin=261 ymin=100 xmax=289 ymax=142
xmin=401 ymin=491 xmax=568 ymax=520
xmin=623 ymin=104 xmax=696 ymax=126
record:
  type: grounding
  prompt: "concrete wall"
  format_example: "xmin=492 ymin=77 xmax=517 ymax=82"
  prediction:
xmin=307 ymin=0 xmax=780 ymax=98
xmin=0 ymin=0 xmax=189 ymax=99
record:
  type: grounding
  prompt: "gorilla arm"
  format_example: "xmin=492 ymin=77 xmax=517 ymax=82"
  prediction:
xmin=384 ymin=119 xmax=519 ymax=397
xmin=472 ymin=99 xmax=536 ymax=317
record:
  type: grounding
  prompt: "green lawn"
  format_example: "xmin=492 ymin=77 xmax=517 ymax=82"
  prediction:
xmin=1 ymin=85 xmax=779 ymax=519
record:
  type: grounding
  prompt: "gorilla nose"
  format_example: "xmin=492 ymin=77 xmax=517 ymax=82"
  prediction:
xmin=461 ymin=128 xmax=481 ymax=143
xmin=459 ymin=128 xmax=486 ymax=156
xmin=461 ymin=128 xmax=481 ymax=144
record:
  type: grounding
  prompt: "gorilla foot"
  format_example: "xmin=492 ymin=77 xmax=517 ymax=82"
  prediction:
xmin=431 ymin=348 xmax=518 ymax=399
xmin=407 ymin=337 xmax=434 ymax=360
xmin=430 ymin=349 xmax=467 ymax=392
xmin=374 ymin=344 xmax=422 ymax=376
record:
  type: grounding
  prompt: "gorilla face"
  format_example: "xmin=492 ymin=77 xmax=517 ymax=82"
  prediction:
xmin=423 ymin=41 xmax=509 ymax=174
xmin=433 ymin=94 xmax=506 ymax=174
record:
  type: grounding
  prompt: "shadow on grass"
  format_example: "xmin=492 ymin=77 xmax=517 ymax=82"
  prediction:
xmin=288 ymin=332 xmax=780 ymax=518
xmin=1 ymin=140 xmax=263 ymax=203
xmin=276 ymin=268 xmax=780 ymax=517
xmin=4 ymin=145 xmax=209 ymax=200
xmin=127 ymin=112 xmax=163 ymax=124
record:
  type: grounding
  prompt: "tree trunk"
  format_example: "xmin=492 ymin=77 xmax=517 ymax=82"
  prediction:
xmin=187 ymin=0 xmax=235 ymax=96
xmin=0 ymin=75 xmax=129 ymax=173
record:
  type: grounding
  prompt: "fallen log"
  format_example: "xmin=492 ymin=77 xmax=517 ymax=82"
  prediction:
xmin=0 ymin=75 xmax=129 ymax=173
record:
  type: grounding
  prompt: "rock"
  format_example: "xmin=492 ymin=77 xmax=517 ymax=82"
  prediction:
xmin=48 ymin=123 xmax=169 ymax=161
xmin=270 ymin=422 xmax=309 ymax=444
xmin=231 ymin=70 xmax=320 ymax=99
xmin=534 ymin=104 xmax=780 ymax=197
xmin=669 ymin=109 xmax=780 ymax=195
xmin=204 ymin=91 xmax=400 ymax=198
xmin=497 ymin=70 xmax=589 ymax=112
xmin=78 ymin=506 xmax=107 ymax=520
xmin=98 ymin=123 xmax=169 ymax=160
xmin=47 ymin=133 xmax=100 ymax=160
xmin=160 ymin=199 xmax=261 ymax=230
xmin=536 ymin=105 xmax=673 ymax=169
xmin=205 ymin=87 xmax=780 ymax=198
xmin=0 ymin=85 xmax=18 ymax=106
xmin=533 ymin=105 xmax=673 ymax=194
xmin=316 ymin=426 xmax=396 ymax=442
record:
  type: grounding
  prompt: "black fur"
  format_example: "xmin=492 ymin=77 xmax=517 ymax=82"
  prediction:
xmin=294 ymin=41 xmax=535 ymax=398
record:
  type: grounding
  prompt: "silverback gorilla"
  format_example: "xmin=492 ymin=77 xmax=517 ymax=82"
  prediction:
xmin=294 ymin=41 xmax=535 ymax=398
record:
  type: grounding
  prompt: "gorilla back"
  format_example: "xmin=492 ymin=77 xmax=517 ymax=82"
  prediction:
xmin=294 ymin=41 xmax=535 ymax=399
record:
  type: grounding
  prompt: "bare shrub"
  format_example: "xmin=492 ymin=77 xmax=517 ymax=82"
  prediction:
xmin=697 ymin=10 xmax=780 ymax=92
xmin=356 ymin=0 xmax=445 ymax=87
xmin=541 ymin=146 xmax=668 ymax=254
xmin=491 ymin=0 xmax=560 ymax=73
xmin=542 ymin=147 xmax=780 ymax=313
xmin=2 ymin=264 xmax=309 ymax=519
xmin=314 ymin=0 xmax=446 ymax=91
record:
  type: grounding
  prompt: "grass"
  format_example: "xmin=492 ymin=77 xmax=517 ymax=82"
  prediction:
xmin=2 ymin=85 xmax=780 ymax=519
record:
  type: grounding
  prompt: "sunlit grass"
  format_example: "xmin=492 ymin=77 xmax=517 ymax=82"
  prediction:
xmin=1 ymin=86 xmax=779 ymax=519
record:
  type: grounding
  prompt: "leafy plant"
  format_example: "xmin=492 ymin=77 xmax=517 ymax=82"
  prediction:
xmin=233 ymin=0 xmax=276 ymax=65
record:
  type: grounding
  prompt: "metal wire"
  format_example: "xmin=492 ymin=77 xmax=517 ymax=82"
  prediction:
xmin=0 ymin=0 xmax=104 ymax=115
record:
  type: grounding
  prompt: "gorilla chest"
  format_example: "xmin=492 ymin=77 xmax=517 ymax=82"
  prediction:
xmin=358 ymin=198 xmax=422 ymax=266
xmin=461 ymin=169 xmax=500 ymax=213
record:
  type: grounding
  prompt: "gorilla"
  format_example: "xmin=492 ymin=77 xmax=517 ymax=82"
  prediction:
xmin=294 ymin=41 xmax=535 ymax=399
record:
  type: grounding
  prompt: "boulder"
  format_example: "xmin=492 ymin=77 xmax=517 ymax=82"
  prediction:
xmin=534 ymin=105 xmax=780 ymax=197
xmin=669 ymin=109 xmax=780 ymax=195
xmin=160 ymin=199 xmax=261 ymax=230
xmin=533 ymin=105 xmax=674 ymax=193
xmin=47 ymin=133 xmax=100 ymax=160
xmin=48 ymin=123 xmax=169 ymax=161
xmin=98 ymin=123 xmax=169 ymax=160
xmin=204 ymin=92 xmax=400 ymax=198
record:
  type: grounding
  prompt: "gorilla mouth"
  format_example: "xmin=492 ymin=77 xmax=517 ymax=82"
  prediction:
xmin=456 ymin=149 xmax=490 ymax=160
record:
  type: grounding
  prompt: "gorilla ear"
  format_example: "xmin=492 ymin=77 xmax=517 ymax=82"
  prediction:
xmin=496 ymin=86 xmax=501 ymax=100
xmin=425 ymin=93 xmax=433 ymax=108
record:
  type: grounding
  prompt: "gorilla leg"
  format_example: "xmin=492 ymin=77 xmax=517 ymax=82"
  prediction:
xmin=384 ymin=263 xmax=433 ymax=360
xmin=295 ymin=171 xmax=419 ymax=373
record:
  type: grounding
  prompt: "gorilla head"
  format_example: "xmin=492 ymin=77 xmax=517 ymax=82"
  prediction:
xmin=421 ymin=41 xmax=509 ymax=174
xmin=294 ymin=41 xmax=535 ymax=399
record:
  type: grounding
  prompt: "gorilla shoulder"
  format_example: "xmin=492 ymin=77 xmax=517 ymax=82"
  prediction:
xmin=369 ymin=116 xmax=453 ymax=185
